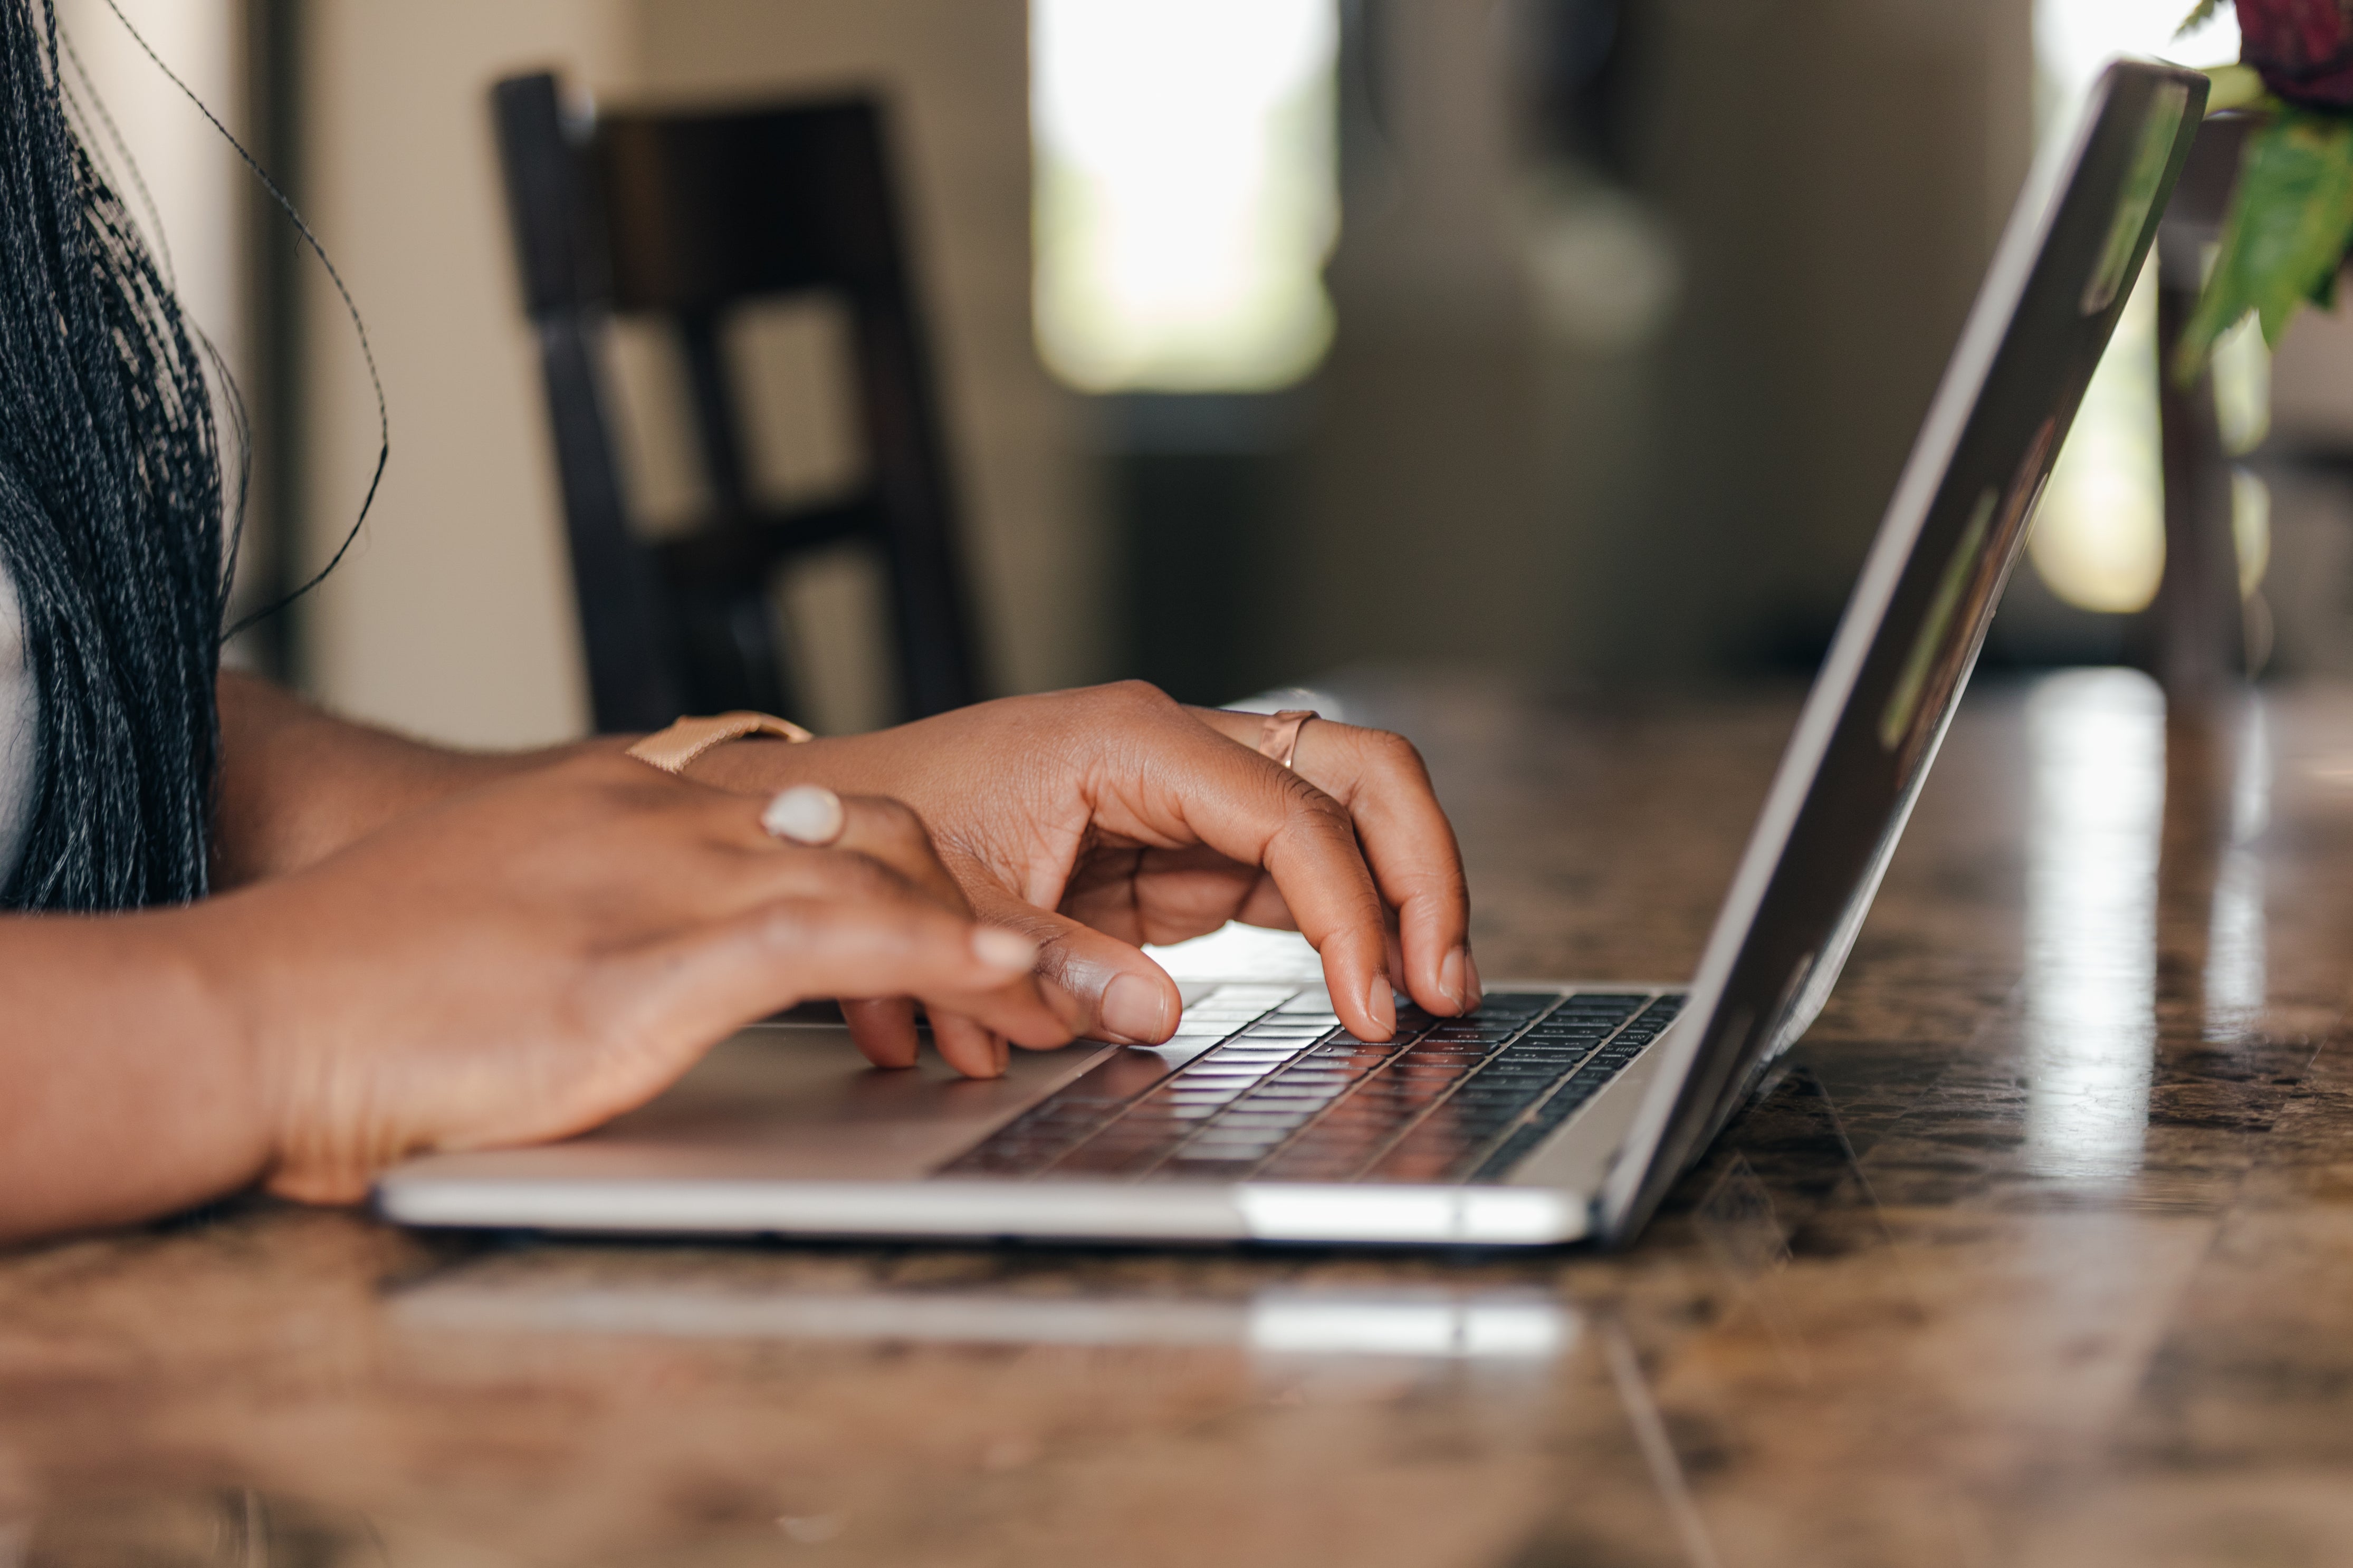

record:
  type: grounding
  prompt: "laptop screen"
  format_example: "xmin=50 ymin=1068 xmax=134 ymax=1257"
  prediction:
xmin=1599 ymin=60 xmax=2205 ymax=1241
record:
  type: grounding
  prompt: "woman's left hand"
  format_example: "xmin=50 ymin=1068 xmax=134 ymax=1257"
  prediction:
xmin=688 ymin=681 xmax=1478 ymax=1050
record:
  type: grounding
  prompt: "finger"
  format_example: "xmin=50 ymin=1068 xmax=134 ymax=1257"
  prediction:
xmin=1230 ymin=868 xmax=1297 ymax=932
xmin=846 ymin=996 xmax=1010 ymax=1079
xmin=666 ymin=807 xmax=968 ymax=936
xmin=768 ymin=791 xmax=975 ymax=923
xmin=648 ymin=819 xmax=927 ymax=925
xmin=842 ymin=996 xmax=921 ymax=1070
xmin=1290 ymin=723 xmax=1475 ymax=1014
xmin=1063 ymin=842 xmax=1274 ymax=947
xmin=1198 ymin=710 xmax=1475 ymax=1017
xmin=928 ymin=1008 xmax=1011 ymax=1078
xmin=592 ymin=902 xmax=1054 ymax=1075
xmin=965 ymin=879 xmax=1185 ymax=1046
xmin=1082 ymin=699 xmax=1390 ymax=1038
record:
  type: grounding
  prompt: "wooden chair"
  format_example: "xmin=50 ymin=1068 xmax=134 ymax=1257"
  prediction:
xmin=491 ymin=71 xmax=984 ymax=733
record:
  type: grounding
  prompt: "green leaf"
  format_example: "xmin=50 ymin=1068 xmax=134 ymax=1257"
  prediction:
xmin=2175 ymin=109 xmax=2353 ymax=385
xmin=2176 ymin=0 xmax=2225 ymax=37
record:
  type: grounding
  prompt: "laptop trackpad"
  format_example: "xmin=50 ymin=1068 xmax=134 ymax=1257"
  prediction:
xmin=405 ymin=1025 xmax=1110 ymax=1186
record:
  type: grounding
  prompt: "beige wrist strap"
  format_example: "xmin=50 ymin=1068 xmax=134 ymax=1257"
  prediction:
xmin=626 ymin=710 xmax=813 ymax=774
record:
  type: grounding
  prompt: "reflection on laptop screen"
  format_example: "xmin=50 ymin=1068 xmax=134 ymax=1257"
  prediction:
xmin=1602 ymin=61 xmax=2203 ymax=1240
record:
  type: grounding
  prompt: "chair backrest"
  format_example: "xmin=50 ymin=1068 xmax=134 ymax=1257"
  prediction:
xmin=491 ymin=71 xmax=984 ymax=733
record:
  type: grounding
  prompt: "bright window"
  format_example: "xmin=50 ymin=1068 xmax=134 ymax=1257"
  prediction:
xmin=1031 ymin=0 xmax=1339 ymax=392
xmin=2029 ymin=0 xmax=2244 ymax=615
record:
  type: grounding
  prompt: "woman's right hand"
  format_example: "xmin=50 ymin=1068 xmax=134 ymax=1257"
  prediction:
xmin=162 ymin=750 xmax=1072 ymax=1205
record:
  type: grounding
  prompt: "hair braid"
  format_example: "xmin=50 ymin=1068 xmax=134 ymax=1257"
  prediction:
xmin=0 ymin=0 xmax=231 ymax=911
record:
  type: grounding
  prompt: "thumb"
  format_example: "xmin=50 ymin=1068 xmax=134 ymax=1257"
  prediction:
xmin=967 ymin=886 xmax=1184 ymax=1045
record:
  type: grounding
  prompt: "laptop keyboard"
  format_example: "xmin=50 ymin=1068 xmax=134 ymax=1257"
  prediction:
xmin=936 ymin=987 xmax=1685 ymax=1186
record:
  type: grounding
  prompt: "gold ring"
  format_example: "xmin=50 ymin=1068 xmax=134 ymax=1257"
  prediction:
xmin=1256 ymin=709 xmax=1317 ymax=769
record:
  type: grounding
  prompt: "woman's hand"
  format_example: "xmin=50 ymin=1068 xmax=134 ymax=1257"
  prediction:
xmin=207 ymin=671 xmax=1472 ymax=1069
xmin=689 ymin=682 xmax=1477 ymax=1049
xmin=173 ymin=751 xmax=1066 ymax=1206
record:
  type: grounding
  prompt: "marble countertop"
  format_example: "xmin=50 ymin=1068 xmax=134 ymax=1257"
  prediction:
xmin=5 ymin=668 xmax=2350 ymax=1567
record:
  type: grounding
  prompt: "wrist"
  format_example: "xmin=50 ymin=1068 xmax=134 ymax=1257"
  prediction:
xmin=678 ymin=733 xmax=834 ymax=792
xmin=0 ymin=909 xmax=278 ymax=1239
xmin=137 ymin=901 xmax=281 ymax=1192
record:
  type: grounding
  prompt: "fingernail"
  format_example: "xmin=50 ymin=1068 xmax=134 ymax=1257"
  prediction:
xmin=762 ymin=784 xmax=845 ymax=845
xmin=991 ymin=1032 xmax=1010 ymax=1075
xmin=1101 ymin=972 xmax=1173 ymax=1041
xmin=971 ymin=927 xmax=1038 ymax=971
xmin=1365 ymin=976 xmax=1397 ymax=1038
xmin=1440 ymin=946 xmax=1469 ymax=1012
xmin=1464 ymin=949 xmax=1484 ymax=1010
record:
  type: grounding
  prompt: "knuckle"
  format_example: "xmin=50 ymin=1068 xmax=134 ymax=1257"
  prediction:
xmin=848 ymin=792 xmax=914 ymax=822
xmin=802 ymin=847 xmax=897 ymax=900
xmin=1361 ymin=726 xmax=1427 ymax=773
xmin=868 ymin=796 xmax=932 ymax=845
xmin=844 ymin=851 xmax=917 ymax=900
xmin=1284 ymin=775 xmax=1354 ymax=831
xmin=754 ymin=899 xmax=821 ymax=949
xmin=1096 ymin=678 xmax=1176 ymax=717
xmin=760 ymin=892 xmax=927 ymax=951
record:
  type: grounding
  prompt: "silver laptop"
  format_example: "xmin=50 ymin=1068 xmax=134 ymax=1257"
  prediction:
xmin=378 ymin=62 xmax=2204 ymax=1249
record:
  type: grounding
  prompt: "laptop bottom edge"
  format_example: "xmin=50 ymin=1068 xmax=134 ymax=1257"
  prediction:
xmin=374 ymin=1177 xmax=1592 ymax=1247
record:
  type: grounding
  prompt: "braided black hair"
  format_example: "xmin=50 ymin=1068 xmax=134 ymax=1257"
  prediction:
xmin=0 ymin=0 xmax=233 ymax=910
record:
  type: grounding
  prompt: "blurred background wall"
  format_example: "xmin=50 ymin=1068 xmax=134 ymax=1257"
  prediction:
xmin=283 ymin=0 xmax=1092 ymax=746
xmin=58 ymin=0 xmax=2353 ymax=746
xmin=291 ymin=0 xmax=633 ymax=747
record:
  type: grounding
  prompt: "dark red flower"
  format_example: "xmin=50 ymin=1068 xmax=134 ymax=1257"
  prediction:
xmin=2240 ymin=0 xmax=2353 ymax=107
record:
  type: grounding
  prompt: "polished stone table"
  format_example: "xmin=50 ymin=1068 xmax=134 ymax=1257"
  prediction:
xmin=6 ymin=669 xmax=2352 ymax=1567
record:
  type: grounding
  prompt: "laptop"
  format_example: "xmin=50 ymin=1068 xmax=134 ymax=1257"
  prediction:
xmin=378 ymin=61 xmax=2205 ymax=1249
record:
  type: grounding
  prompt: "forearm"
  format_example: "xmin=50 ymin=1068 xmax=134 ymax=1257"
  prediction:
xmin=0 ymin=911 xmax=269 ymax=1242
xmin=212 ymin=672 xmax=614 ymax=886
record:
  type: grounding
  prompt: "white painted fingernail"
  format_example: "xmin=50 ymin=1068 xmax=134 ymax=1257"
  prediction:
xmin=972 ymin=927 xmax=1039 ymax=971
xmin=762 ymin=785 xmax=845 ymax=845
